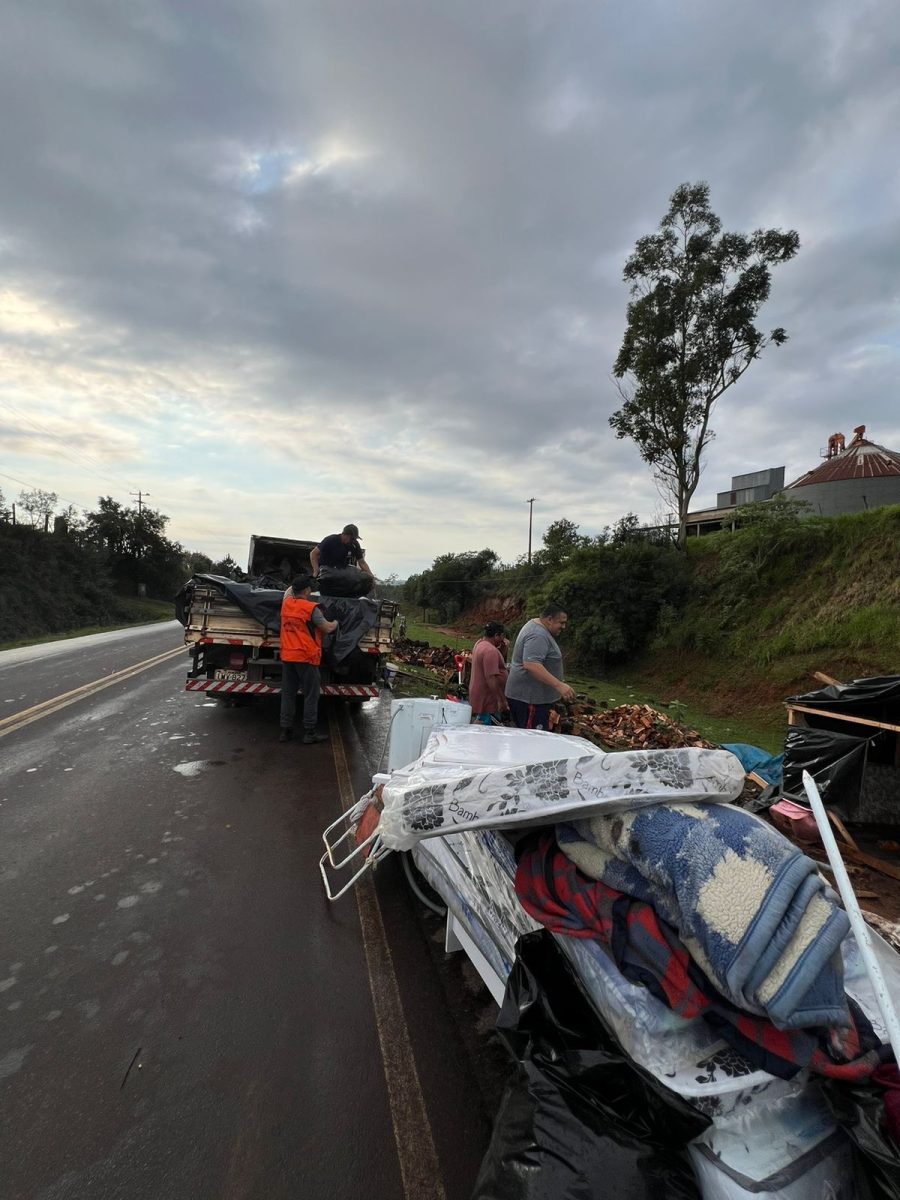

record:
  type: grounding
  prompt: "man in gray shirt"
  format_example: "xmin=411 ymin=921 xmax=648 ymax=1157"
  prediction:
xmin=505 ymin=603 xmax=575 ymax=730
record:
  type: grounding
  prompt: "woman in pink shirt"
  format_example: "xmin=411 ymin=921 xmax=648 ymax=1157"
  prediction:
xmin=468 ymin=621 xmax=509 ymax=725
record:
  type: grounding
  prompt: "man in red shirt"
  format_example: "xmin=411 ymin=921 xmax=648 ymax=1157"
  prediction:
xmin=468 ymin=621 xmax=509 ymax=725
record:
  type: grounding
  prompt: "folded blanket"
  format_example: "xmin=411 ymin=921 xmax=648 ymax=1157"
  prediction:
xmin=557 ymin=801 xmax=851 ymax=1030
xmin=516 ymin=833 xmax=882 ymax=1081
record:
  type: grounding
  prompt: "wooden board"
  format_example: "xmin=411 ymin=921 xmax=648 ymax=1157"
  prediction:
xmin=785 ymin=703 xmax=900 ymax=735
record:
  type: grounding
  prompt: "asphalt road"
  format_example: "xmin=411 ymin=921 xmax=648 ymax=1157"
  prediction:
xmin=0 ymin=625 xmax=498 ymax=1200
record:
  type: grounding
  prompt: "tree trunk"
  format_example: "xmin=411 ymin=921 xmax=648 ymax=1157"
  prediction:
xmin=676 ymin=499 xmax=688 ymax=550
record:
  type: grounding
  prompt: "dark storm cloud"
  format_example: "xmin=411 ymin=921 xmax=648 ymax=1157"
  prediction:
xmin=1 ymin=0 xmax=898 ymax=557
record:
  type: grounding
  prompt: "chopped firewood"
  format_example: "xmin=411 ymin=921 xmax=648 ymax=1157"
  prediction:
xmin=557 ymin=701 xmax=713 ymax=751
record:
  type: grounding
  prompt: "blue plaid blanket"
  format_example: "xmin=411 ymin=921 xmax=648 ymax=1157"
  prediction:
xmin=558 ymin=802 xmax=851 ymax=1030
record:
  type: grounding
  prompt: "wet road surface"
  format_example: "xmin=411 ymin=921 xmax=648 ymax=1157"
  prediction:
xmin=0 ymin=628 xmax=500 ymax=1199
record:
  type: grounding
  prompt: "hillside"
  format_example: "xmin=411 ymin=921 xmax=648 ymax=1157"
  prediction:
xmin=434 ymin=504 xmax=900 ymax=746
xmin=0 ymin=524 xmax=173 ymax=645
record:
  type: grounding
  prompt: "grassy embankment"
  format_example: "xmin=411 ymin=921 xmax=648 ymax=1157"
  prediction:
xmin=626 ymin=504 xmax=900 ymax=750
xmin=0 ymin=598 xmax=173 ymax=651
xmin=399 ymin=505 xmax=900 ymax=754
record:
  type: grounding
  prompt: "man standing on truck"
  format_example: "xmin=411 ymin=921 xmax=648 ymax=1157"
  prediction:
xmin=279 ymin=575 xmax=338 ymax=744
xmin=504 ymin=603 xmax=575 ymax=730
xmin=310 ymin=524 xmax=374 ymax=597
xmin=468 ymin=621 xmax=509 ymax=725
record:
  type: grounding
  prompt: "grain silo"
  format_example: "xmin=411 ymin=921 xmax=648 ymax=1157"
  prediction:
xmin=784 ymin=425 xmax=900 ymax=516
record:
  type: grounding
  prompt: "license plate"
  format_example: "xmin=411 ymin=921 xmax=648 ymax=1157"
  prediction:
xmin=214 ymin=669 xmax=248 ymax=682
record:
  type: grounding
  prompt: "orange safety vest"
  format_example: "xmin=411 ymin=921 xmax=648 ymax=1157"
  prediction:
xmin=280 ymin=595 xmax=322 ymax=665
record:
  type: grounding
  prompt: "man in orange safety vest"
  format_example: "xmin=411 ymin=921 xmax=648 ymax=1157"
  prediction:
xmin=279 ymin=575 xmax=338 ymax=744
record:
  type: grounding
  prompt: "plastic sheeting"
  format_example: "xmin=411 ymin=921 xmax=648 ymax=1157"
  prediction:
xmin=414 ymin=828 xmax=808 ymax=1116
xmin=378 ymin=727 xmax=745 ymax=851
xmin=720 ymin=742 xmax=784 ymax=788
xmin=787 ymin=675 xmax=900 ymax=714
xmin=412 ymin=830 xmax=540 ymax=980
xmin=470 ymin=930 xmax=708 ymax=1200
xmin=822 ymin=1076 xmax=900 ymax=1199
xmin=174 ymin=574 xmax=381 ymax=664
xmin=781 ymin=726 xmax=869 ymax=814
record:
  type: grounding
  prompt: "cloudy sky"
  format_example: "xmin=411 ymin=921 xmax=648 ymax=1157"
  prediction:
xmin=2 ymin=0 xmax=898 ymax=577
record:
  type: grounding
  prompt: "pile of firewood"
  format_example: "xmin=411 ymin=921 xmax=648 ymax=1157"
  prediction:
xmin=557 ymin=700 xmax=713 ymax=751
xmin=392 ymin=638 xmax=460 ymax=673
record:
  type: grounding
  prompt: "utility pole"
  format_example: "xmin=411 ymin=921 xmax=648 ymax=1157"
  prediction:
xmin=130 ymin=490 xmax=151 ymax=598
xmin=526 ymin=497 xmax=537 ymax=564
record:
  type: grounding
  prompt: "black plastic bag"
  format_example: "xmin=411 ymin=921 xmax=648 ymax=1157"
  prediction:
xmin=317 ymin=565 xmax=375 ymax=597
xmin=822 ymin=1078 xmax=900 ymax=1199
xmin=781 ymin=725 xmax=869 ymax=815
xmin=471 ymin=931 xmax=707 ymax=1200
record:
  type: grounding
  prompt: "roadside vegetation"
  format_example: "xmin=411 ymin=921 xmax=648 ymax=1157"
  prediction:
xmin=0 ymin=489 xmax=228 ymax=644
xmin=400 ymin=501 xmax=900 ymax=752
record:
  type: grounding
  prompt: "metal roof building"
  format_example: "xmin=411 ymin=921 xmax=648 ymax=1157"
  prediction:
xmin=785 ymin=425 xmax=900 ymax=516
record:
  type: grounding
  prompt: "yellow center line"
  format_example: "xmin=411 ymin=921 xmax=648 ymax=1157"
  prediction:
xmin=329 ymin=710 xmax=447 ymax=1200
xmin=0 ymin=646 xmax=184 ymax=739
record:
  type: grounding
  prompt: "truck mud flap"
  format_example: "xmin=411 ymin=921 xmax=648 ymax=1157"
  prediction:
xmin=184 ymin=679 xmax=379 ymax=698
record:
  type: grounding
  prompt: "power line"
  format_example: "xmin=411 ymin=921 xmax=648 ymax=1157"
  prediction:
xmin=130 ymin=489 xmax=150 ymax=516
xmin=0 ymin=397 xmax=136 ymax=494
xmin=0 ymin=467 xmax=252 ymax=554
xmin=0 ymin=468 xmax=93 ymax=512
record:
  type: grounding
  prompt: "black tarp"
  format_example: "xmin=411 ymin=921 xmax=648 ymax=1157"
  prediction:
xmin=471 ymin=931 xmax=707 ymax=1200
xmin=822 ymin=1076 xmax=900 ymax=1199
xmin=784 ymin=675 xmax=900 ymax=821
xmin=174 ymin=574 xmax=380 ymax=665
xmin=787 ymin=676 xmax=900 ymax=715
xmin=781 ymin=726 xmax=870 ymax=815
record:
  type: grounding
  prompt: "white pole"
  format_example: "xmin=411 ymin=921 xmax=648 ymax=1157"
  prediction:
xmin=802 ymin=770 xmax=900 ymax=1062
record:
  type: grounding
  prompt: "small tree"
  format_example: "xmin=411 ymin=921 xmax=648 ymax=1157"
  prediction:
xmin=186 ymin=550 xmax=214 ymax=576
xmin=18 ymin=488 xmax=58 ymax=529
xmin=210 ymin=554 xmax=240 ymax=577
xmin=611 ymin=182 xmax=799 ymax=548
xmin=532 ymin=519 xmax=589 ymax=572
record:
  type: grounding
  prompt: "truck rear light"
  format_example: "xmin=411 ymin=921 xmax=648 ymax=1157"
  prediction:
xmin=228 ymin=651 xmax=246 ymax=668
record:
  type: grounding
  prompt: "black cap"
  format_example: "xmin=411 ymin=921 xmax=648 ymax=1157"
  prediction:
xmin=484 ymin=621 xmax=506 ymax=638
xmin=292 ymin=574 xmax=316 ymax=594
xmin=342 ymin=523 xmax=359 ymax=538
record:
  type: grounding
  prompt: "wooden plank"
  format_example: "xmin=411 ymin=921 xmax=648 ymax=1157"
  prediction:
xmin=813 ymin=671 xmax=842 ymax=686
xmin=747 ymin=772 xmax=770 ymax=789
xmin=785 ymin=704 xmax=900 ymax=735
xmin=843 ymin=846 xmax=900 ymax=884
xmin=827 ymin=810 xmax=859 ymax=852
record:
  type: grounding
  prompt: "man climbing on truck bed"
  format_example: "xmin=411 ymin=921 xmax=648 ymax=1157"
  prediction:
xmin=279 ymin=575 xmax=338 ymax=743
xmin=310 ymin=524 xmax=375 ymax=596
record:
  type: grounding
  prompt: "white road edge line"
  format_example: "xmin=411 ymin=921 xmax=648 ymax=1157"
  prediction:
xmin=0 ymin=646 xmax=185 ymax=739
xmin=330 ymin=710 xmax=447 ymax=1200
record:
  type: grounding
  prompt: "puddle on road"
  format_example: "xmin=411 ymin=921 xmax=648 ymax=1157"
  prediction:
xmin=172 ymin=760 xmax=226 ymax=778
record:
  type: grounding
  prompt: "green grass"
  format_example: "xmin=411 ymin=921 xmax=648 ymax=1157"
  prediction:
xmin=0 ymin=598 xmax=174 ymax=651
xmin=394 ymin=620 xmax=785 ymax=752
xmin=402 ymin=617 xmax=472 ymax=652
xmin=570 ymin=670 xmax=784 ymax=753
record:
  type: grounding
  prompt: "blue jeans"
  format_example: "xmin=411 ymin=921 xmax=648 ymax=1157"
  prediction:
xmin=280 ymin=661 xmax=321 ymax=731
